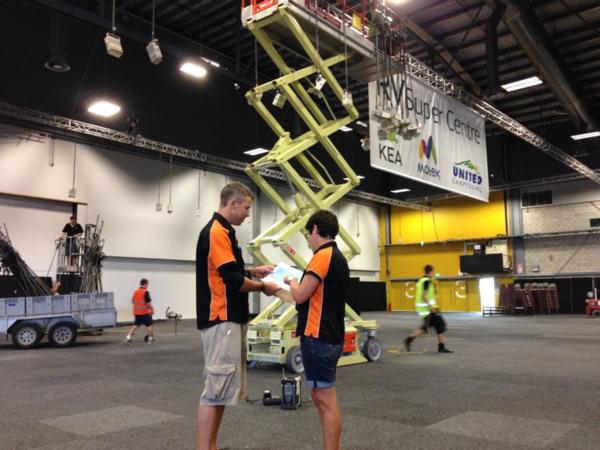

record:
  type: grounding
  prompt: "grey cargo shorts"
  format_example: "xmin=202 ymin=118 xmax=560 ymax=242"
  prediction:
xmin=199 ymin=322 xmax=247 ymax=406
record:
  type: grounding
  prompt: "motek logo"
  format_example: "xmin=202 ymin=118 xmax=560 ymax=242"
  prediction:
xmin=417 ymin=136 xmax=440 ymax=179
xmin=418 ymin=136 xmax=437 ymax=164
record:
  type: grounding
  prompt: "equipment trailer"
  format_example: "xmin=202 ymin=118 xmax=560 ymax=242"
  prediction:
xmin=0 ymin=293 xmax=117 ymax=349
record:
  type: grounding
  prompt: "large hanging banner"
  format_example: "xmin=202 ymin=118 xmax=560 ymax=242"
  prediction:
xmin=368 ymin=75 xmax=489 ymax=202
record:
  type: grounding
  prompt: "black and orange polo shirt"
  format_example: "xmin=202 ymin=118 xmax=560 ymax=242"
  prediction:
xmin=296 ymin=241 xmax=349 ymax=345
xmin=196 ymin=212 xmax=248 ymax=330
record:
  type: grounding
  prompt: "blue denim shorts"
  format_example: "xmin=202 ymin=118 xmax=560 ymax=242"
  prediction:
xmin=300 ymin=336 xmax=343 ymax=389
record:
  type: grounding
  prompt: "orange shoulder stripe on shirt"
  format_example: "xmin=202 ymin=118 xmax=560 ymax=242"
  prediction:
xmin=304 ymin=247 xmax=333 ymax=338
xmin=207 ymin=220 xmax=234 ymax=321
xmin=305 ymin=246 xmax=332 ymax=281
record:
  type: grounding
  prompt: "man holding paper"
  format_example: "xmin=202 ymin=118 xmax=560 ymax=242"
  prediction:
xmin=285 ymin=209 xmax=348 ymax=450
xmin=196 ymin=182 xmax=279 ymax=450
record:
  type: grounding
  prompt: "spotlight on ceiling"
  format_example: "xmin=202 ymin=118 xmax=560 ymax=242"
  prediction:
xmin=104 ymin=32 xmax=123 ymax=58
xmin=88 ymin=101 xmax=121 ymax=117
xmin=571 ymin=131 xmax=600 ymax=141
xmin=501 ymin=76 xmax=543 ymax=92
xmin=390 ymin=188 xmax=411 ymax=194
xmin=180 ymin=62 xmax=207 ymax=78
xmin=45 ymin=15 xmax=70 ymax=72
xmin=45 ymin=53 xmax=70 ymax=73
xmin=146 ymin=39 xmax=163 ymax=65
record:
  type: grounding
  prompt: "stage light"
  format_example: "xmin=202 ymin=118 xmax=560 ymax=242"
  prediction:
xmin=146 ymin=39 xmax=163 ymax=65
xmin=104 ymin=32 xmax=123 ymax=58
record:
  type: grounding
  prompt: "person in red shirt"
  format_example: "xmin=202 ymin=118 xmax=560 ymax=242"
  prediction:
xmin=125 ymin=278 xmax=155 ymax=344
xmin=286 ymin=210 xmax=349 ymax=450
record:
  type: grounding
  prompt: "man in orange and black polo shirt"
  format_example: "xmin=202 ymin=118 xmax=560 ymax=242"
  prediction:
xmin=195 ymin=182 xmax=279 ymax=450
xmin=285 ymin=210 xmax=349 ymax=450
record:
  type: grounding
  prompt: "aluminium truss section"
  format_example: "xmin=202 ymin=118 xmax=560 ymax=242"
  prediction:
xmin=0 ymin=102 xmax=427 ymax=211
xmin=402 ymin=54 xmax=600 ymax=185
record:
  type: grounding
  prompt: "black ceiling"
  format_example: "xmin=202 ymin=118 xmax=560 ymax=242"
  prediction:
xmin=1 ymin=0 xmax=599 ymax=203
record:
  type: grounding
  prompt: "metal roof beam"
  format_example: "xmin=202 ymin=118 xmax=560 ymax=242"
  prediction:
xmin=499 ymin=0 xmax=600 ymax=131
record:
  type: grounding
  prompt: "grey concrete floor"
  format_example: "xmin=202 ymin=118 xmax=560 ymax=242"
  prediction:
xmin=1 ymin=312 xmax=600 ymax=449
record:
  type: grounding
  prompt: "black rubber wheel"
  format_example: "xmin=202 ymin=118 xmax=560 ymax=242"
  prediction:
xmin=285 ymin=346 xmax=304 ymax=374
xmin=48 ymin=322 xmax=78 ymax=347
xmin=362 ymin=337 xmax=383 ymax=362
xmin=592 ymin=310 xmax=600 ymax=318
xmin=11 ymin=322 xmax=43 ymax=349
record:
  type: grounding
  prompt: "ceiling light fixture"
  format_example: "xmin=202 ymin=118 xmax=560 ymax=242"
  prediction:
xmin=501 ymin=76 xmax=543 ymax=92
xmin=146 ymin=0 xmax=162 ymax=64
xmin=243 ymin=147 xmax=269 ymax=156
xmin=571 ymin=131 xmax=600 ymax=141
xmin=390 ymin=188 xmax=411 ymax=193
xmin=343 ymin=175 xmax=365 ymax=181
xmin=104 ymin=0 xmax=123 ymax=58
xmin=45 ymin=16 xmax=70 ymax=72
xmin=340 ymin=126 xmax=352 ymax=132
xmin=88 ymin=101 xmax=121 ymax=117
xmin=355 ymin=120 xmax=368 ymax=127
xmin=180 ymin=62 xmax=207 ymax=78
xmin=201 ymin=57 xmax=220 ymax=68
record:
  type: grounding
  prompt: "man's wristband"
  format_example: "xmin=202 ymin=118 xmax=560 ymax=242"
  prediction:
xmin=259 ymin=281 xmax=264 ymax=293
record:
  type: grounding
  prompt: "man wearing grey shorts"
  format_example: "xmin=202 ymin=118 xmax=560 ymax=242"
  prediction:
xmin=195 ymin=182 xmax=279 ymax=450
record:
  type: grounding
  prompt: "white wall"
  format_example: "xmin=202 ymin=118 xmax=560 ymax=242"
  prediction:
xmin=524 ymin=179 xmax=600 ymax=206
xmin=0 ymin=195 xmax=71 ymax=274
xmin=0 ymin=132 xmax=381 ymax=321
xmin=521 ymin=179 xmax=600 ymax=275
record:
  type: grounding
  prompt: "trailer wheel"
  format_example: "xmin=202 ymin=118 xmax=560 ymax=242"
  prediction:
xmin=592 ymin=310 xmax=600 ymax=318
xmin=361 ymin=337 xmax=383 ymax=362
xmin=11 ymin=322 xmax=43 ymax=349
xmin=285 ymin=346 xmax=304 ymax=374
xmin=48 ymin=323 xmax=78 ymax=347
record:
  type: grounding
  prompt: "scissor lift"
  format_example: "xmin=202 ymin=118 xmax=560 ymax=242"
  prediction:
xmin=241 ymin=0 xmax=383 ymax=373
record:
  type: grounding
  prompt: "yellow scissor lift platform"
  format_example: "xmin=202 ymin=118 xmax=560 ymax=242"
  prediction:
xmin=241 ymin=0 xmax=383 ymax=373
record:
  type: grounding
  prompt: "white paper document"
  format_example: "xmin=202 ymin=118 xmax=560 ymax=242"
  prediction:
xmin=261 ymin=262 xmax=304 ymax=291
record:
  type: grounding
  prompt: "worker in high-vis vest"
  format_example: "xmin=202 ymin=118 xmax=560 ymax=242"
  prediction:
xmin=404 ymin=265 xmax=453 ymax=353
xmin=125 ymin=278 xmax=155 ymax=344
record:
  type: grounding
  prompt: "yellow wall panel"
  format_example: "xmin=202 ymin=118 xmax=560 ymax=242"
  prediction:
xmin=390 ymin=191 xmax=507 ymax=245
xmin=387 ymin=243 xmax=466 ymax=278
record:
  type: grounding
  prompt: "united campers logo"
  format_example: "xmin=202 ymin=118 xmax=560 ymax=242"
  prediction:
xmin=417 ymin=136 xmax=440 ymax=179
xmin=452 ymin=160 xmax=483 ymax=192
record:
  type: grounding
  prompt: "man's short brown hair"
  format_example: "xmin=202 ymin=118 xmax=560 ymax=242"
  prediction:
xmin=220 ymin=182 xmax=254 ymax=207
xmin=305 ymin=209 xmax=339 ymax=239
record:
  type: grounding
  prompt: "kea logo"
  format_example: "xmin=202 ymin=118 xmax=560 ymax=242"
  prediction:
xmin=418 ymin=136 xmax=437 ymax=165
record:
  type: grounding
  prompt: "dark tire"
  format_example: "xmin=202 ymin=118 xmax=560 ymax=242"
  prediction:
xmin=11 ymin=322 xmax=43 ymax=349
xmin=285 ymin=346 xmax=304 ymax=374
xmin=48 ymin=322 xmax=78 ymax=347
xmin=362 ymin=337 xmax=383 ymax=362
xmin=592 ymin=310 xmax=600 ymax=318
